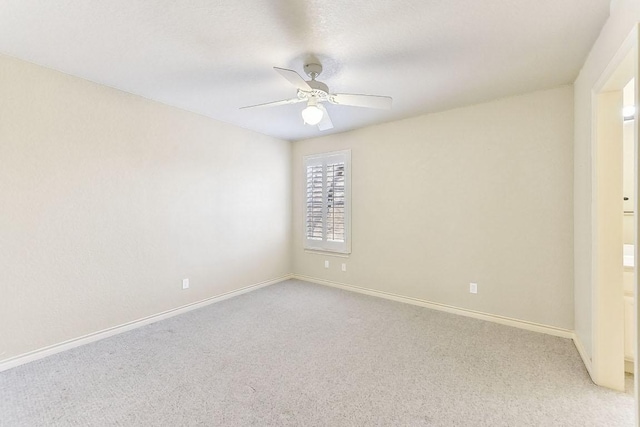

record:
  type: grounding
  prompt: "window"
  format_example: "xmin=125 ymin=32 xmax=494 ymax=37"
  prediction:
xmin=304 ymin=150 xmax=351 ymax=253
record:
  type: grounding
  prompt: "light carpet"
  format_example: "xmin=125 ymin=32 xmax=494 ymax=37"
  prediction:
xmin=0 ymin=279 xmax=634 ymax=426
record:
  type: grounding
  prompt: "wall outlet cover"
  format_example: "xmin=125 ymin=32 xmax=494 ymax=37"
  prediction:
xmin=470 ymin=282 xmax=478 ymax=294
xmin=182 ymin=278 xmax=190 ymax=289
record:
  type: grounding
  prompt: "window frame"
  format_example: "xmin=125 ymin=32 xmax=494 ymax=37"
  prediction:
xmin=303 ymin=149 xmax=351 ymax=254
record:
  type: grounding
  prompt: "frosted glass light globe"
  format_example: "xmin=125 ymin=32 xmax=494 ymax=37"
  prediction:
xmin=302 ymin=105 xmax=323 ymax=125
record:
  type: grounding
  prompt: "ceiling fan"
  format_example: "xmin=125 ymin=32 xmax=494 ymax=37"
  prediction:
xmin=240 ymin=63 xmax=392 ymax=131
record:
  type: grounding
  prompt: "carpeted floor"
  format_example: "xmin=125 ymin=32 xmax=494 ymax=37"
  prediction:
xmin=0 ymin=280 xmax=634 ymax=426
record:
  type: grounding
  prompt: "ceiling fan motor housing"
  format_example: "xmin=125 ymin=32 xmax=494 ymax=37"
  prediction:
xmin=303 ymin=63 xmax=328 ymax=98
xmin=307 ymin=80 xmax=329 ymax=94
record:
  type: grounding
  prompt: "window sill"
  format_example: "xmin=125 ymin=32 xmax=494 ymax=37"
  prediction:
xmin=304 ymin=249 xmax=351 ymax=258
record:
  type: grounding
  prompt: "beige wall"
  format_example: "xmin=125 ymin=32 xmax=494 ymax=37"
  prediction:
xmin=292 ymin=86 xmax=574 ymax=329
xmin=574 ymin=0 xmax=640 ymax=360
xmin=0 ymin=54 xmax=292 ymax=362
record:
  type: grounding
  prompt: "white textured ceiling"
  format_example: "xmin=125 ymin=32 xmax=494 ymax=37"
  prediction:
xmin=0 ymin=0 xmax=610 ymax=141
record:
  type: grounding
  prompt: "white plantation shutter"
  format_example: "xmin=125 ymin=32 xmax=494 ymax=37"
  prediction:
xmin=306 ymin=163 xmax=324 ymax=241
xmin=304 ymin=150 xmax=351 ymax=253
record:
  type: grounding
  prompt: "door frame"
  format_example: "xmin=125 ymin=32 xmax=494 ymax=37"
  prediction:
xmin=590 ymin=23 xmax=638 ymax=396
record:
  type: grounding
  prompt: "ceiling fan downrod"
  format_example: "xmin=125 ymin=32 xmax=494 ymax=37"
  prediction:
xmin=303 ymin=63 xmax=322 ymax=80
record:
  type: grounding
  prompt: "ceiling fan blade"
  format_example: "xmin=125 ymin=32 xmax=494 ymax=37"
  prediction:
xmin=317 ymin=104 xmax=333 ymax=131
xmin=331 ymin=93 xmax=393 ymax=110
xmin=274 ymin=67 xmax=312 ymax=91
xmin=239 ymin=97 xmax=305 ymax=110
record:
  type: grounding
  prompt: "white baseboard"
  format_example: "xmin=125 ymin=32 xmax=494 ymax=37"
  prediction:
xmin=293 ymin=275 xmax=574 ymax=339
xmin=0 ymin=274 xmax=293 ymax=373
xmin=572 ymin=333 xmax=593 ymax=378
xmin=625 ymin=359 xmax=634 ymax=375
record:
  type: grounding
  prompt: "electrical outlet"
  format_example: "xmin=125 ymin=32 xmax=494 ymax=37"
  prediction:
xmin=341 ymin=263 xmax=347 ymax=272
xmin=182 ymin=278 xmax=190 ymax=290
xmin=469 ymin=282 xmax=477 ymax=294
xmin=324 ymin=260 xmax=330 ymax=269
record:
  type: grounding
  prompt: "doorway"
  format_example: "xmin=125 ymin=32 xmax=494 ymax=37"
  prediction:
xmin=591 ymin=26 xmax=638 ymax=404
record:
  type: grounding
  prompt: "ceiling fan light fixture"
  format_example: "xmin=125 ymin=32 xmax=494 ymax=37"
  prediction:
xmin=302 ymin=103 xmax=323 ymax=125
xmin=240 ymin=63 xmax=392 ymax=132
